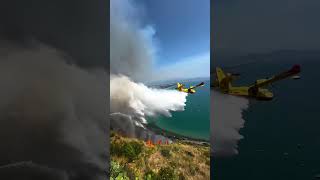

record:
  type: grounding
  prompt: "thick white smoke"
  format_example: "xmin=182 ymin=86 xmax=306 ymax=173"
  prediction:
xmin=0 ymin=40 xmax=107 ymax=180
xmin=211 ymin=90 xmax=249 ymax=157
xmin=110 ymin=75 xmax=187 ymax=137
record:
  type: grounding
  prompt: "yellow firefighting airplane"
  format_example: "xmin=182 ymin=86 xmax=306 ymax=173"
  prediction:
xmin=176 ymin=82 xmax=205 ymax=94
xmin=212 ymin=65 xmax=301 ymax=100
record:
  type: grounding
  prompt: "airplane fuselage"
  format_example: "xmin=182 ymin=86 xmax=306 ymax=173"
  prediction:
xmin=213 ymin=65 xmax=300 ymax=101
xmin=216 ymin=85 xmax=273 ymax=100
xmin=177 ymin=87 xmax=196 ymax=94
xmin=176 ymin=82 xmax=204 ymax=94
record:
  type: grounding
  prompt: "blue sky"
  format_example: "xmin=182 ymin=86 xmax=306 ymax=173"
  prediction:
xmin=139 ymin=0 xmax=210 ymax=80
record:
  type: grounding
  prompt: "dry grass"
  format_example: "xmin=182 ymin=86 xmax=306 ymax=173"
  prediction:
xmin=110 ymin=133 xmax=210 ymax=179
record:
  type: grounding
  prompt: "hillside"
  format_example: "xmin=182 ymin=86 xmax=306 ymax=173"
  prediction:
xmin=110 ymin=132 xmax=210 ymax=180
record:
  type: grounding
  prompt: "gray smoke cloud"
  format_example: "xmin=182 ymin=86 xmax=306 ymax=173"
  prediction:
xmin=110 ymin=75 xmax=187 ymax=141
xmin=110 ymin=0 xmax=155 ymax=81
xmin=211 ymin=90 xmax=249 ymax=157
xmin=0 ymin=40 xmax=107 ymax=180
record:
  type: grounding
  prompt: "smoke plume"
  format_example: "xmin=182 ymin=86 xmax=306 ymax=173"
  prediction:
xmin=110 ymin=75 xmax=187 ymax=135
xmin=110 ymin=0 xmax=187 ymax=141
xmin=211 ymin=90 xmax=249 ymax=157
xmin=110 ymin=0 xmax=155 ymax=81
xmin=0 ymin=40 xmax=107 ymax=180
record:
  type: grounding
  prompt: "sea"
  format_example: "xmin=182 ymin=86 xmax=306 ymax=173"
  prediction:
xmin=212 ymin=51 xmax=320 ymax=180
xmin=148 ymin=78 xmax=210 ymax=141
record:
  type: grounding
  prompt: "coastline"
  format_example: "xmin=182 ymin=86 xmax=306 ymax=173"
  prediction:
xmin=146 ymin=123 xmax=210 ymax=147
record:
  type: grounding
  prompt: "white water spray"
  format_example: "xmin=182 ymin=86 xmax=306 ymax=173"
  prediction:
xmin=110 ymin=75 xmax=187 ymax=133
xmin=211 ymin=90 xmax=249 ymax=157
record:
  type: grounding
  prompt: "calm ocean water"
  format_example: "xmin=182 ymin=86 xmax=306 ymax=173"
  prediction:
xmin=212 ymin=56 xmax=320 ymax=179
xmin=151 ymin=78 xmax=210 ymax=141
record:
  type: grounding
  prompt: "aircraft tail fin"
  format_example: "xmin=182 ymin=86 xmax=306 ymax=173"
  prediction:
xmin=216 ymin=67 xmax=226 ymax=83
xmin=176 ymin=83 xmax=184 ymax=91
xmin=216 ymin=67 xmax=232 ymax=90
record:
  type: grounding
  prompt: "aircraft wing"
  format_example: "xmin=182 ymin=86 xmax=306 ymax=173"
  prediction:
xmin=249 ymin=64 xmax=301 ymax=90
xmin=189 ymin=82 xmax=205 ymax=89
xmin=149 ymin=83 xmax=176 ymax=89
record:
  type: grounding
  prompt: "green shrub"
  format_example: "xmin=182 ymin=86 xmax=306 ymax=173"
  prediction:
xmin=111 ymin=140 xmax=143 ymax=162
xmin=123 ymin=165 xmax=138 ymax=179
xmin=157 ymin=167 xmax=175 ymax=180
xmin=123 ymin=143 xmax=136 ymax=162
xmin=111 ymin=142 xmax=122 ymax=156
xmin=185 ymin=151 xmax=194 ymax=157
xmin=129 ymin=141 xmax=143 ymax=155
xmin=172 ymin=146 xmax=179 ymax=152
xmin=110 ymin=161 xmax=121 ymax=177
xmin=160 ymin=149 xmax=171 ymax=158
xmin=110 ymin=161 xmax=130 ymax=179
xmin=189 ymin=165 xmax=197 ymax=176
xmin=122 ymin=141 xmax=143 ymax=162
xmin=145 ymin=170 xmax=158 ymax=180
xmin=112 ymin=173 xmax=130 ymax=180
